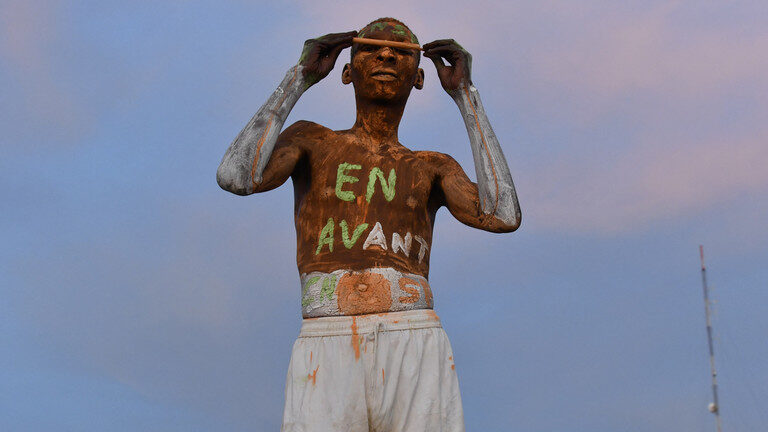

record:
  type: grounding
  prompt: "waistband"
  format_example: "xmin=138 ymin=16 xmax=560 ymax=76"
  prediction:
xmin=298 ymin=309 xmax=441 ymax=337
xmin=300 ymin=267 xmax=434 ymax=318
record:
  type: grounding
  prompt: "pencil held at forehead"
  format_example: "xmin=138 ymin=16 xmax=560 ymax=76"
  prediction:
xmin=353 ymin=37 xmax=422 ymax=51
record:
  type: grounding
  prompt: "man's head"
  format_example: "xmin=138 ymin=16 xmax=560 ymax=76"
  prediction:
xmin=350 ymin=18 xmax=420 ymax=60
xmin=342 ymin=18 xmax=424 ymax=103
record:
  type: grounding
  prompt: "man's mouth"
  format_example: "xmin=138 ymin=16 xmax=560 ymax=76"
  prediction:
xmin=371 ymin=70 xmax=398 ymax=81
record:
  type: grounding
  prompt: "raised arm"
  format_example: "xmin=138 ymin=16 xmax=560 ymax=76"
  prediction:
xmin=217 ymin=31 xmax=356 ymax=195
xmin=424 ymin=39 xmax=521 ymax=230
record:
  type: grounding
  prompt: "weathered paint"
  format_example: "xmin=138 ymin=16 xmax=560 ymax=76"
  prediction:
xmin=391 ymin=231 xmax=412 ymax=257
xmin=362 ymin=221 xmax=387 ymax=251
xmin=366 ymin=167 xmax=396 ymax=202
xmin=320 ymin=274 xmax=336 ymax=301
xmin=314 ymin=218 xmax=426 ymax=264
xmin=337 ymin=271 xmax=392 ymax=315
xmin=307 ymin=365 xmax=319 ymax=385
xmin=340 ymin=220 xmax=369 ymax=249
xmin=421 ymin=278 xmax=434 ymax=308
xmin=413 ymin=235 xmax=429 ymax=263
xmin=335 ymin=163 xmax=361 ymax=201
xmin=398 ymin=277 xmax=420 ymax=303
xmin=217 ymin=64 xmax=306 ymax=195
xmin=301 ymin=276 xmax=320 ymax=307
xmin=300 ymin=267 xmax=433 ymax=317
xmin=358 ymin=18 xmax=419 ymax=44
xmin=350 ymin=316 xmax=360 ymax=360
xmin=450 ymin=83 xmax=521 ymax=227
xmin=315 ymin=218 xmax=335 ymax=255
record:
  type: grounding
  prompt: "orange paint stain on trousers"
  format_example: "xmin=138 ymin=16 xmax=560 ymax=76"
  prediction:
xmin=350 ymin=316 xmax=361 ymax=360
xmin=307 ymin=365 xmax=319 ymax=385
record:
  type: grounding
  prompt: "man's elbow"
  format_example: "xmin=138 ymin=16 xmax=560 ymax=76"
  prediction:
xmin=499 ymin=220 xmax=521 ymax=233
xmin=217 ymin=163 xmax=253 ymax=196
xmin=493 ymin=211 xmax=521 ymax=233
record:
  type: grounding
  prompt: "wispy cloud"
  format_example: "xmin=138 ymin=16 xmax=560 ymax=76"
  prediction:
xmin=527 ymin=1 xmax=768 ymax=117
xmin=0 ymin=0 xmax=88 ymax=146
xmin=527 ymin=129 xmax=768 ymax=233
xmin=515 ymin=2 xmax=768 ymax=233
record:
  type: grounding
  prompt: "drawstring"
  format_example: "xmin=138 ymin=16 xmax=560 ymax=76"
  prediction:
xmin=371 ymin=321 xmax=383 ymax=359
xmin=369 ymin=321 xmax=384 ymax=388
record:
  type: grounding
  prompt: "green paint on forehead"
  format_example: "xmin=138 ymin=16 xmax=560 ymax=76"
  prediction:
xmin=367 ymin=22 xmax=389 ymax=33
xmin=359 ymin=20 xmax=418 ymax=44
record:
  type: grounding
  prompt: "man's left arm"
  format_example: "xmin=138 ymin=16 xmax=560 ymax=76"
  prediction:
xmin=424 ymin=39 xmax=521 ymax=230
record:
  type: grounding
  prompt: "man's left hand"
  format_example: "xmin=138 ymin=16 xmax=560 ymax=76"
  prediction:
xmin=423 ymin=39 xmax=472 ymax=93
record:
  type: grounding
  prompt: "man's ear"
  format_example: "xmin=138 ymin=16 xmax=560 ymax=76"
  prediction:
xmin=341 ymin=64 xmax=352 ymax=85
xmin=414 ymin=68 xmax=424 ymax=90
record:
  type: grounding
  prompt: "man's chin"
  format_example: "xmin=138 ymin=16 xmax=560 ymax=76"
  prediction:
xmin=359 ymin=87 xmax=412 ymax=103
xmin=369 ymin=93 xmax=410 ymax=104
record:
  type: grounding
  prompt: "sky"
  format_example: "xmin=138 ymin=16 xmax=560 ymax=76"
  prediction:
xmin=2 ymin=0 xmax=767 ymax=430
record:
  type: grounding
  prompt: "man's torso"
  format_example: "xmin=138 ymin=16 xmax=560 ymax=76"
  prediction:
xmin=288 ymin=122 xmax=446 ymax=317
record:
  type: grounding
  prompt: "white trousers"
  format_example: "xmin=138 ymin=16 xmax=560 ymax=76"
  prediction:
xmin=281 ymin=310 xmax=465 ymax=432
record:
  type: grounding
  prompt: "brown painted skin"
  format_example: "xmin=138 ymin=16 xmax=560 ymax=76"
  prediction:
xmin=251 ymin=22 xmax=517 ymax=280
xmin=337 ymin=271 xmax=393 ymax=315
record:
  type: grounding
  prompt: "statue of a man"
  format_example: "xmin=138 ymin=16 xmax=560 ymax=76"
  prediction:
xmin=218 ymin=17 xmax=520 ymax=432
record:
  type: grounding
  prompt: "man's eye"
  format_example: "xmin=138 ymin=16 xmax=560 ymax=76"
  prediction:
xmin=396 ymin=49 xmax=411 ymax=56
xmin=361 ymin=45 xmax=376 ymax=52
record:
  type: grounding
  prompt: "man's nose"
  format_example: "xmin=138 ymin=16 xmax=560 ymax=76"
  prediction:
xmin=377 ymin=46 xmax=396 ymax=62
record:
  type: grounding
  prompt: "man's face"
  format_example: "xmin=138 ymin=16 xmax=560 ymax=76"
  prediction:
xmin=343 ymin=26 xmax=424 ymax=103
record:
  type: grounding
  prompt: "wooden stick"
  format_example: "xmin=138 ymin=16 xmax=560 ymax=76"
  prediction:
xmin=352 ymin=37 xmax=422 ymax=51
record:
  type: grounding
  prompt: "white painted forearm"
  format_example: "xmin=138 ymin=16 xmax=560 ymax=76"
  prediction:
xmin=217 ymin=64 xmax=307 ymax=195
xmin=451 ymin=83 xmax=521 ymax=227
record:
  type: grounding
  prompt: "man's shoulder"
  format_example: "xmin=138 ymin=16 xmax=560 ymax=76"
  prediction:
xmin=413 ymin=150 xmax=459 ymax=168
xmin=280 ymin=120 xmax=335 ymax=143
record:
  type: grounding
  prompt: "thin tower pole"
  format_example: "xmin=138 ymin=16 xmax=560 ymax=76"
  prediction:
xmin=700 ymin=245 xmax=722 ymax=432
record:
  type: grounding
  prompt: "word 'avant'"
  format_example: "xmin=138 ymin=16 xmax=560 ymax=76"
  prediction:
xmin=316 ymin=220 xmax=429 ymax=263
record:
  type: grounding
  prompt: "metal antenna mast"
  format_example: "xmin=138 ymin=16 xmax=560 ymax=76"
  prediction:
xmin=699 ymin=245 xmax=722 ymax=432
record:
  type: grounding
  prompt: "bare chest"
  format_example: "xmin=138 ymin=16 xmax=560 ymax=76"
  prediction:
xmin=298 ymin=143 xmax=436 ymax=222
xmin=292 ymin=140 xmax=439 ymax=275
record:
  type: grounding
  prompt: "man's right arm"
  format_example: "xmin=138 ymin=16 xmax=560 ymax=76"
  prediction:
xmin=217 ymin=31 xmax=356 ymax=195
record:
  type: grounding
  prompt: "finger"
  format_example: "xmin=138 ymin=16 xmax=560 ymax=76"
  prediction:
xmin=319 ymin=31 xmax=358 ymax=45
xmin=330 ymin=31 xmax=358 ymax=46
xmin=424 ymin=46 xmax=461 ymax=65
xmin=423 ymin=39 xmax=454 ymax=49
xmin=424 ymin=51 xmax=446 ymax=72
xmin=422 ymin=39 xmax=457 ymax=50
xmin=327 ymin=41 xmax=350 ymax=62
xmin=317 ymin=39 xmax=353 ymax=59
xmin=424 ymin=44 xmax=461 ymax=55
xmin=424 ymin=46 xmax=456 ymax=61
xmin=321 ymin=37 xmax=355 ymax=57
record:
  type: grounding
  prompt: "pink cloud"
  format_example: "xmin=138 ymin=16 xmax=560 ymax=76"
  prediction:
xmin=0 ymin=0 xmax=86 ymax=145
xmin=511 ymin=1 xmax=768 ymax=127
xmin=512 ymin=2 xmax=768 ymax=233
xmin=527 ymin=129 xmax=768 ymax=234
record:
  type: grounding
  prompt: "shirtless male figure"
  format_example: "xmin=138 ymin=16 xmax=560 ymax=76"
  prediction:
xmin=218 ymin=18 xmax=520 ymax=432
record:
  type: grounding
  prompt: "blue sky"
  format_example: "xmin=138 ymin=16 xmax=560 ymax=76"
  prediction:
xmin=2 ymin=1 xmax=767 ymax=430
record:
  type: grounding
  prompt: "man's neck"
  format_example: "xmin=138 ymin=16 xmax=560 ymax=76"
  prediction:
xmin=351 ymin=97 xmax=407 ymax=147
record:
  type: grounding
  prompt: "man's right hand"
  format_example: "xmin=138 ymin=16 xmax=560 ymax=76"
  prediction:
xmin=299 ymin=31 xmax=357 ymax=88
